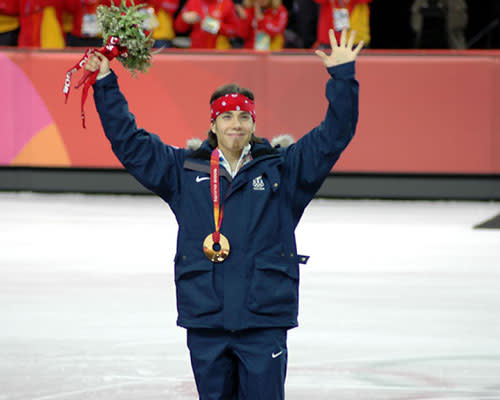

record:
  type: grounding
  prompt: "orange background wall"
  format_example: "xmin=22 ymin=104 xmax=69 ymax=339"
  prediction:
xmin=1 ymin=49 xmax=499 ymax=174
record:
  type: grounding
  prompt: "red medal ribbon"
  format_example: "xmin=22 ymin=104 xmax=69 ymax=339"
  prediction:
xmin=63 ymin=36 xmax=128 ymax=128
xmin=210 ymin=148 xmax=225 ymax=244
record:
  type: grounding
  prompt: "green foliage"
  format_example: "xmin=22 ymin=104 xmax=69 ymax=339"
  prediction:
xmin=97 ymin=0 xmax=155 ymax=74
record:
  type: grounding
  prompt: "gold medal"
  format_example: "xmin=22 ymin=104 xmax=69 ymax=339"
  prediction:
xmin=203 ymin=233 xmax=230 ymax=263
xmin=203 ymin=148 xmax=232 ymax=263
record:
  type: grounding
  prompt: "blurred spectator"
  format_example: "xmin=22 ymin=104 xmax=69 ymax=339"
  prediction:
xmin=61 ymin=0 xmax=179 ymax=49
xmin=292 ymin=0 xmax=318 ymax=48
xmin=18 ymin=0 xmax=65 ymax=47
xmin=0 ymin=0 xmax=19 ymax=45
xmin=61 ymin=4 xmax=74 ymax=38
xmin=64 ymin=0 xmax=103 ymax=47
xmin=314 ymin=0 xmax=371 ymax=49
xmin=411 ymin=0 xmax=467 ymax=49
xmin=174 ymin=0 xmax=239 ymax=49
xmin=236 ymin=0 xmax=287 ymax=50
xmin=150 ymin=0 xmax=179 ymax=48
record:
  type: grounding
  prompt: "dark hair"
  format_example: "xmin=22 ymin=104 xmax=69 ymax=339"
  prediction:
xmin=207 ymin=83 xmax=264 ymax=148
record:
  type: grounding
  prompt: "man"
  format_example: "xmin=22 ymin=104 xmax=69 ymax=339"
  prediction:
xmin=0 ymin=0 xmax=19 ymax=45
xmin=314 ymin=0 xmax=371 ymax=49
xmin=411 ymin=0 xmax=468 ymax=49
xmin=18 ymin=0 xmax=65 ymax=47
xmin=174 ymin=0 xmax=239 ymax=49
xmin=235 ymin=0 xmax=288 ymax=50
xmin=85 ymin=28 xmax=362 ymax=400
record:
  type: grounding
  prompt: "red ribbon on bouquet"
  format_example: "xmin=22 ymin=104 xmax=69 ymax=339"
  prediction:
xmin=63 ymin=36 xmax=128 ymax=128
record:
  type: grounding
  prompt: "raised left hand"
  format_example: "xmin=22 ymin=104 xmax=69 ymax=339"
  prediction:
xmin=315 ymin=28 xmax=364 ymax=68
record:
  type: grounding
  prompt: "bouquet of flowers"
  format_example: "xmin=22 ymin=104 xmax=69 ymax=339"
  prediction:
xmin=63 ymin=0 xmax=155 ymax=128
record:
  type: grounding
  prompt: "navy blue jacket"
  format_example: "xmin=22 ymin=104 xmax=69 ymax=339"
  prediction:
xmin=93 ymin=61 xmax=359 ymax=331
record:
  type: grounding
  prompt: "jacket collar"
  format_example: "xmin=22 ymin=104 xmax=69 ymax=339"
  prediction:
xmin=187 ymin=139 xmax=280 ymax=162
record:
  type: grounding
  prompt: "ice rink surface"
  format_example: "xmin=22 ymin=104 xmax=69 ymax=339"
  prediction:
xmin=0 ymin=192 xmax=499 ymax=400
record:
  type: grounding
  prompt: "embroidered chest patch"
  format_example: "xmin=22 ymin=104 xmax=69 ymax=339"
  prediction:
xmin=252 ymin=176 xmax=265 ymax=191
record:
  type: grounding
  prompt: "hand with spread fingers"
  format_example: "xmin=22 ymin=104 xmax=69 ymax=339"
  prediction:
xmin=315 ymin=28 xmax=364 ymax=68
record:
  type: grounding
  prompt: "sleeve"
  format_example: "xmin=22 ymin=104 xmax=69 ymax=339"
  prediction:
xmin=283 ymin=62 xmax=359 ymax=221
xmin=154 ymin=0 xmax=179 ymax=13
xmin=236 ymin=7 xmax=253 ymax=39
xmin=3 ymin=0 xmax=19 ymax=14
xmin=92 ymin=71 xmax=183 ymax=205
xmin=219 ymin=2 xmax=239 ymax=37
xmin=173 ymin=1 xmax=192 ymax=33
xmin=257 ymin=6 xmax=287 ymax=37
xmin=350 ymin=3 xmax=371 ymax=44
xmin=62 ymin=0 xmax=76 ymax=14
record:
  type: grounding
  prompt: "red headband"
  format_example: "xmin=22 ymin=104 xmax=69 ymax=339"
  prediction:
xmin=210 ymin=93 xmax=256 ymax=123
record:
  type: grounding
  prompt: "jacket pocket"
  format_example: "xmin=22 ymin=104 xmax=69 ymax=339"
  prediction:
xmin=248 ymin=255 xmax=299 ymax=316
xmin=175 ymin=257 xmax=222 ymax=318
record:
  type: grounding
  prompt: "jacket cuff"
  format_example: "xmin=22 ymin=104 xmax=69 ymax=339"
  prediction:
xmin=327 ymin=61 xmax=355 ymax=79
xmin=93 ymin=69 xmax=118 ymax=88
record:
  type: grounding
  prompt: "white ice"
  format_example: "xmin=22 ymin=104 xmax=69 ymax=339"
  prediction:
xmin=0 ymin=192 xmax=499 ymax=400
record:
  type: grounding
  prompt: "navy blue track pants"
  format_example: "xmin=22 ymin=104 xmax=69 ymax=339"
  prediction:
xmin=187 ymin=328 xmax=288 ymax=400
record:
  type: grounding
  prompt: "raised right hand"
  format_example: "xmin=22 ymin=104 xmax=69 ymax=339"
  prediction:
xmin=315 ymin=29 xmax=364 ymax=68
xmin=84 ymin=52 xmax=110 ymax=79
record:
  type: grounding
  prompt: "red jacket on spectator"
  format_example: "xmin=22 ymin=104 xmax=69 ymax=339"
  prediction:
xmin=64 ymin=0 xmax=102 ymax=37
xmin=153 ymin=0 xmax=178 ymax=14
xmin=314 ymin=0 xmax=370 ymax=46
xmin=18 ymin=0 xmax=65 ymax=47
xmin=102 ymin=0 xmax=146 ymax=7
xmin=0 ymin=0 xmax=18 ymax=15
xmin=239 ymin=3 xmax=287 ymax=49
xmin=149 ymin=0 xmax=178 ymax=41
xmin=174 ymin=0 xmax=238 ymax=49
xmin=0 ymin=0 xmax=19 ymax=35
